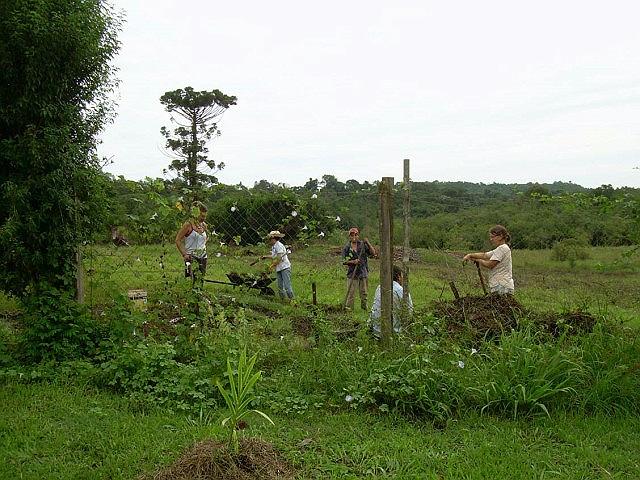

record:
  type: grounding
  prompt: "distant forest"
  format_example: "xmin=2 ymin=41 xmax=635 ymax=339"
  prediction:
xmin=105 ymin=174 xmax=640 ymax=251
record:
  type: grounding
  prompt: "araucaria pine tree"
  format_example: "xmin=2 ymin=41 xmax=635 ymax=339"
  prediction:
xmin=160 ymin=87 xmax=237 ymax=201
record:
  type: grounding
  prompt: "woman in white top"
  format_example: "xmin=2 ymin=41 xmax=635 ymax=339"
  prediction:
xmin=175 ymin=202 xmax=208 ymax=278
xmin=463 ymin=225 xmax=514 ymax=295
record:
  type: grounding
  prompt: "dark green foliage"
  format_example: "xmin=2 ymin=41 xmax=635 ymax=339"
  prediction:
xmin=160 ymin=86 xmax=237 ymax=201
xmin=0 ymin=0 xmax=121 ymax=295
xmin=207 ymin=190 xmax=337 ymax=245
xmin=347 ymin=351 xmax=462 ymax=421
xmin=18 ymin=284 xmax=102 ymax=362
xmin=98 ymin=341 xmax=220 ymax=412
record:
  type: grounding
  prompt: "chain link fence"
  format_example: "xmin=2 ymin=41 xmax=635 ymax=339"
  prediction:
xmin=82 ymin=190 xmax=386 ymax=308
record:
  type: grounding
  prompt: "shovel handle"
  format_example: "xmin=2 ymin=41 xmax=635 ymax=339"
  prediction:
xmin=475 ymin=261 xmax=488 ymax=295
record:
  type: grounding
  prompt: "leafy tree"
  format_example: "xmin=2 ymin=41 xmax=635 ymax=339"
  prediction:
xmin=0 ymin=0 xmax=121 ymax=296
xmin=160 ymin=87 xmax=237 ymax=202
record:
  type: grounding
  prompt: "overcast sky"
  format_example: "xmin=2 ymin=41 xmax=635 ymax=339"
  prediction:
xmin=97 ymin=0 xmax=640 ymax=188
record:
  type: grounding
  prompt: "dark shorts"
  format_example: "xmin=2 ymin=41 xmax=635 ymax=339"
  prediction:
xmin=192 ymin=256 xmax=207 ymax=274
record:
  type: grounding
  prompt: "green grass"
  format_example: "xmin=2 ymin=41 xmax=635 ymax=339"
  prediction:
xmin=3 ymin=243 xmax=640 ymax=478
xmin=81 ymin=243 xmax=640 ymax=322
xmin=1 ymin=381 xmax=639 ymax=479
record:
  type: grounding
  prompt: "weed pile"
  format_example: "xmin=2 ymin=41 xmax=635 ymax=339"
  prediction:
xmin=433 ymin=294 xmax=597 ymax=339
xmin=141 ymin=438 xmax=295 ymax=480
xmin=434 ymin=294 xmax=524 ymax=338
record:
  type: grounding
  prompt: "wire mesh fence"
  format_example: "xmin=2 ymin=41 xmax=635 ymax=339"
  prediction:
xmin=81 ymin=190 xmax=387 ymax=308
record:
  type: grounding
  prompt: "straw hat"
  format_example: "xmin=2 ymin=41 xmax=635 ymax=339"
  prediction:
xmin=267 ymin=230 xmax=285 ymax=239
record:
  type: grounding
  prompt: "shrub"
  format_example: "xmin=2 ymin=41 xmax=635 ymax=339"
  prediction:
xmin=346 ymin=349 xmax=462 ymax=421
xmin=18 ymin=284 xmax=103 ymax=363
xmin=98 ymin=341 xmax=219 ymax=412
xmin=551 ymin=238 xmax=590 ymax=266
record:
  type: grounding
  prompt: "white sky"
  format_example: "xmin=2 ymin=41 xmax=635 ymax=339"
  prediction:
xmin=97 ymin=0 xmax=640 ymax=188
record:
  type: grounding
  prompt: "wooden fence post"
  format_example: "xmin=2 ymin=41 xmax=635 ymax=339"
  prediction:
xmin=402 ymin=159 xmax=411 ymax=323
xmin=379 ymin=177 xmax=394 ymax=346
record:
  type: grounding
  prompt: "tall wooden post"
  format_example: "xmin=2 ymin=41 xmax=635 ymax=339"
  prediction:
xmin=379 ymin=177 xmax=394 ymax=346
xmin=402 ymin=159 xmax=411 ymax=323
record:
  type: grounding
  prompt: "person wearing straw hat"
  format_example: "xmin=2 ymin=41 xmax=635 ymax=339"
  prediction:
xmin=261 ymin=230 xmax=294 ymax=299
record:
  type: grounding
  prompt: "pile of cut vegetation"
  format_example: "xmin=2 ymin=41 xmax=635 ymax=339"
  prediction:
xmin=536 ymin=310 xmax=597 ymax=338
xmin=433 ymin=294 xmax=597 ymax=339
xmin=141 ymin=438 xmax=295 ymax=480
xmin=434 ymin=294 xmax=524 ymax=338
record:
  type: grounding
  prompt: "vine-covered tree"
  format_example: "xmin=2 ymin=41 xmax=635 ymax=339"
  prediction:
xmin=160 ymin=87 xmax=237 ymax=200
xmin=0 ymin=0 xmax=121 ymax=296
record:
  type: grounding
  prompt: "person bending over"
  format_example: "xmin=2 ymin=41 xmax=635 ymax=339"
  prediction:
xmin=370 ymin=265 xmax=413 ymax=337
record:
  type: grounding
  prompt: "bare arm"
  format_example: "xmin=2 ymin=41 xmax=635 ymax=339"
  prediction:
xmin=463 ymin=252 xmax=498 ymax=269
xmin=364 ymin=238 xmax=376 ymax=257
xmin=175 ymin=222 xmax=191 ymax=260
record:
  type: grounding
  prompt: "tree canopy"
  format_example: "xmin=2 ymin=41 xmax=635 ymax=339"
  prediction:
xmin=160 ymin=87 xmax=237 ymax=201
xmin=0 ymin=0 xmax=122 ymax=295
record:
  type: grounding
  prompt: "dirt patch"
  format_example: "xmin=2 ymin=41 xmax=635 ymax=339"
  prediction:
xmin=434 ymin=294 xmax=525 ymax=339
xmin=140 ymin=437 xmax=295 ymax=480
xmin=291 ymin=316 xmax=314 ymax=337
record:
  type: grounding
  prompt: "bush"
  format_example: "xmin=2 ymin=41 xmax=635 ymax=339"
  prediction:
xmin=551 ymin=238 xmax=590 ymax=266
xmin=98 ymin=341 xmax=219 ymax=412
xmin=346 ymin=348 xmax=463 ymax=421
xmin=18 ymin=284 xmax=103 ymax=363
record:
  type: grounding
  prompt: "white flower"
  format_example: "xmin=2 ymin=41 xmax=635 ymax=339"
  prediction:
xmin=211 ymin=229 xmax=218 ymax=236
xmin=230 ymin=206 xmax=237 ymax=212
xmin=301 ymin=225 xmax=308 ymax=230
xmin=150 ymin=212 xmax=158 ymax=220
xmin=311 ymin=194 xmax=318 ymax=199
xmin=335 ymin=216 xmax=341 ymax=222
xmin=190 ymin=323 xmax=196 ymax=328
xmin=357 ymin=346 xmax=363 ymax=353
xmin=318 ymin=231 xmax=325 ymax=237
xmin=231 ymin=297 xmax=236 ymax=302
xmin=457 ymin=360 xmax=465 ymax=369
xmin=291 ymin=210 xmax=298 ymax=217
xmin=219 ymin=241 xmax=226 ymax=246
xmin=279 ymin=335 xmax=284 ymax=341
xmin=471 ymin=348 xmax=478 ymax=355
xmin=345 ymin=395 xmax=353 ymax=402
xmin=216 ymin=252 xmax=222 ymax=257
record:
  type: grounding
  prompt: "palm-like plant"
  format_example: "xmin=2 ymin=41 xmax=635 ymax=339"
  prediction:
xmin=216 ymin=348 xmax=274 ymax=454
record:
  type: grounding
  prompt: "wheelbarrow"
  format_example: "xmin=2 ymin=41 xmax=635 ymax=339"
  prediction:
xmin=203 ymin=271 xmax=276 ymax=296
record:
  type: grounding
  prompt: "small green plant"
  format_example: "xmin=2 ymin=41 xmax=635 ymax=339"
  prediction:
xmin=216 ymin=348 xmax=274 ymax=454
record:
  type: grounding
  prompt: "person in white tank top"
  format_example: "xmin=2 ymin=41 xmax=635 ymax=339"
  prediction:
xmin=175 ymin=202 xmax=209 ymax=278
xmin=463 ymin=225 xmax=514 ymax=295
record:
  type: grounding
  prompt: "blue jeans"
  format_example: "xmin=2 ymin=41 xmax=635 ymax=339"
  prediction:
xmin=276 ymin=268 xmax=294 ymax=299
